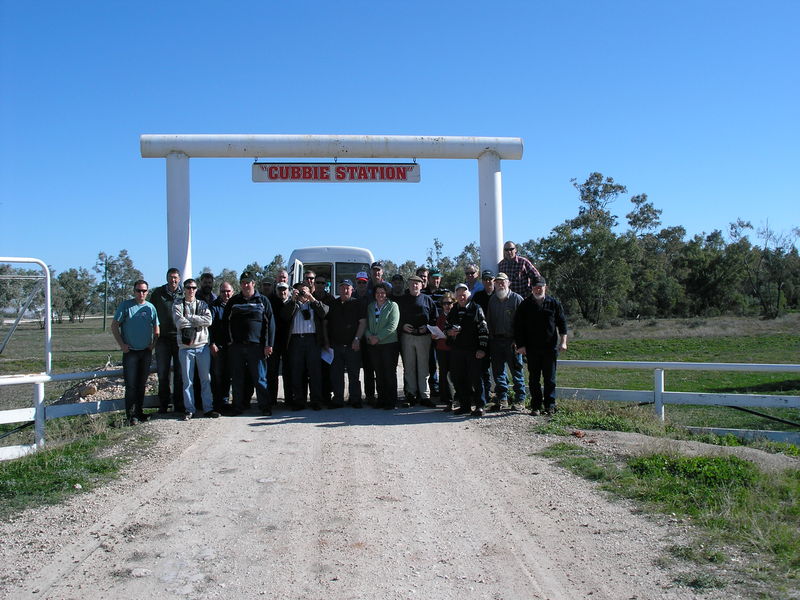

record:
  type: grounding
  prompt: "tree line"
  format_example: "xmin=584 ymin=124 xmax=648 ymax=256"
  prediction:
xmin=1 ymin=172 xmax=796 ymax=325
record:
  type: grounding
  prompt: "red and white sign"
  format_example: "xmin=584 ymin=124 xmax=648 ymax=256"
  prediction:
xmin=252 ymin=162 xmax=420 ymax=183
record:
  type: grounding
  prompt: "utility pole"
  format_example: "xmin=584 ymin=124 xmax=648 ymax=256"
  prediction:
xmin=102 ymin=256 xmax=108 ymax=331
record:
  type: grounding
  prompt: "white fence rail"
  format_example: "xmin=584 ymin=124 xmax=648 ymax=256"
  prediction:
xmin=1 ymin=360 xmax=799 ymax=461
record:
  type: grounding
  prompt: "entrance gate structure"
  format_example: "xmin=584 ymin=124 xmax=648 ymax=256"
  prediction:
xmin=140 ymin=134 xmax=524 ymax=279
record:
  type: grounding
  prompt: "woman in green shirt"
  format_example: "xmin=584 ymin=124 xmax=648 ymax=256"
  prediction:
xmin=366 ymin=283 xmax=400 ymax=409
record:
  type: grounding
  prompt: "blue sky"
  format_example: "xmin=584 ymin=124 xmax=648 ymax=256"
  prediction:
xmin=1 ymin=1 xmax=798 ymax=286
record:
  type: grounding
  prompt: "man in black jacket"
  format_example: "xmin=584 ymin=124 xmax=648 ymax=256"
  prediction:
xmin=513 ymin=276 xmax=568 ymax=416
xmin=221 ymin=272 xmax=275 ymax=416
xmin=149 ymin=268 xmax=183 ymax=413
xmin=445 ymin=284 xmax=489 ymax=417
xmin=326 ymin=280 xmax=367 ymax=408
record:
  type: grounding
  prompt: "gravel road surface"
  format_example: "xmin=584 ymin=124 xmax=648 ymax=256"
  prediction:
xmin=1 ymin=405 xmax=740 ymax=600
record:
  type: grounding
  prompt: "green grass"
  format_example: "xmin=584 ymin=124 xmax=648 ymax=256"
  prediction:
xmin=533 ymin=398 xmax=800 ymax=457
xmin=0 ymin=429 xmax=128 ymax=519
xmin=539 ymin=442 xmax=800 ymax=598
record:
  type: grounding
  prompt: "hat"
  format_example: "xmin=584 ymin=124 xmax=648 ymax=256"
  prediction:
xmin=532 ymin=276 xmax=547 ymax=287
xmin=371 ymin=261 xmax=383 ymax=269
xmin=430 ymin=270 xmax=442 ymax=277
xmin=494 ymin=272 xmax=509 ymax=281
xmin=454 ymin=283 xmax=468 ymax=292
xmin=276 ymin=282 xmax=289 ymax=290
xmin=391 ymin=274 xmax=404 ymax=282
xmin=356 ymin=271 xmax=369 ymax=281
xmin=261 ymin=278 xmax=274 ymax=285
xmin=481 ymin=269 xmax=494 ymax=281
xmin=407 ymin=275 xmax=423 ymax=283
xmin=339 ymin=279 xmax=354 ymax=288
xmin=239 ymin=271 xmax=255 ymax=282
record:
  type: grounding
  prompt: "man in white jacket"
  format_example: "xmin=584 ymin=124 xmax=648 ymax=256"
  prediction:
xmin=173 ymin=278 xmax=218 ymax=420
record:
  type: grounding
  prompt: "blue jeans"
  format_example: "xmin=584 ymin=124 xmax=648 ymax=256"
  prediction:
xmin=229 ymin=342 xmax=270 ymax=411
xmin=490 ymin=338 xmax=527 ymax=403
xmin=179 ymin=345 xmax=213 ymax=414
xmin=122 ymin=348 xmax=152 ymax=419
xmin=330 ymin=343 xmax=362 ymax=405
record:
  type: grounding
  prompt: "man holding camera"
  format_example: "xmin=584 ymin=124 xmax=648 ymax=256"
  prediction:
xmin=220 ymin=271 xmax=275 ymax=416
xmin=282 ymin=281 xmax=328 ymax=410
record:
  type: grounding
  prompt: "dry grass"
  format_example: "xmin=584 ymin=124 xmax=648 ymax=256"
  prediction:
xmin=571 ymin=312 xmax=800 ymax=340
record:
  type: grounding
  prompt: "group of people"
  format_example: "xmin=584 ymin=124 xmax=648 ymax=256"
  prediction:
xmin=111 ymin=241 xmax=568 ymax=425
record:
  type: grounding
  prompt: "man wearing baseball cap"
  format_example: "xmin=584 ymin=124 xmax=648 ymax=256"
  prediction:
xmin=220 ymin=271 xmax=276 ymax=416
xmin=513 ymin=276 xmax=568 ymax=416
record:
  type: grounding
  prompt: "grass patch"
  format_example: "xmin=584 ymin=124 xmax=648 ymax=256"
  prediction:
xmin=532 ymin=397 xmax=667 ymax=437
xmin=0 ymin=430 xmax=129 ymax=519
xmin=539 ymin=443 xmax=800 ymax=598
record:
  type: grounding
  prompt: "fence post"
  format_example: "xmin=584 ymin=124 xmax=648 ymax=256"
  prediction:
xmin=34 ymin=382 xmax=45 ymax=450
xmin=654 ymin=368 xmax=665 ymax=422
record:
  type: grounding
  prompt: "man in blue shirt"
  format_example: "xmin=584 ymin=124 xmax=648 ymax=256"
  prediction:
xmin=112 ymin=280 xmax=159 ymax=426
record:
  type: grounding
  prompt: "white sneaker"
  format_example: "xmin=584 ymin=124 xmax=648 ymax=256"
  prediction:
xmin=182 ymin=412 xmax=192 ymax=421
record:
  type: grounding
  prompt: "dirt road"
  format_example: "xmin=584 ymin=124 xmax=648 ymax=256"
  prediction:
xmin=1 ymin=407 xmax=728 ymax=600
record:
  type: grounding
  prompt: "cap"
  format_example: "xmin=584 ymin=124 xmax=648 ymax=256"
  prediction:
xmin=371 ymin=261 xmax=383 ymax=269
xmin=356 ymin=271 xmax=369 ymax=281
xmin=494 ymin=272 xmax=509 ymax=281
xmin=276 ymin=282 xmax=289 ymax=290
xmin=481 ymin=269 xmax=494 ymax=281
xmin=454 ymin=283 xmax=469 ymax=292
xmin=532 ymin=276 xmax=547 ymax=287
xmin=391 ymin=274 xmax=404 ymax=282
xmin=239 ymin=271 xmax=255 ymax=282
xmin=407 ymin=275 xmax=423 ymax=283
xmin=430 ymin=270 xmax=442 ymax=277
xmin=339 ymin=279 xmax=354 ymax=287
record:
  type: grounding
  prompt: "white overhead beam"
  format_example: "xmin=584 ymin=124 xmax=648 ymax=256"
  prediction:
xmin=140 ymin=134 xmax=523 ymax=160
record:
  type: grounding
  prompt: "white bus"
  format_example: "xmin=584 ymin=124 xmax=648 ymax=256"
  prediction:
xmin=288 ymin=246 xmax=375 ymax=294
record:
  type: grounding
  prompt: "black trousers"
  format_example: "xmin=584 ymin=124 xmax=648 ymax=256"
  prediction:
xmin=123 ymin=348 xmax=152 ymax=419
xmin=527 ymin=350 xmax=558 ymax=410
xmin=449 ymin=347 xmax=484 ymax=409
xmin=289 ymin=334 xmax=321 ymax=406
xmin=436 ymin=349 xmax=453 ymax=403
xmin=361 ymin=336 xmax=376 ymax=401
xmin=155 ymin=336 xmax=183 ymax=411
xmin=369 ymin=342 xmax=399 ymax=408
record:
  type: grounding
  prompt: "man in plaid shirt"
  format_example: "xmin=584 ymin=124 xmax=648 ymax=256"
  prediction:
xmin=497 ymin=241 xmax=541 ymax=298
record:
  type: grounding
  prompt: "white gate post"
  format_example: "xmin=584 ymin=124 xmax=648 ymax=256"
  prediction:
xmin=478 ymin=151 xmax=503 ymax=273
xmin=166 ymin=152 xmax=192 ymax=280
xmin=34 ymin=382 xmax=45 ymax=450
xmin=654 ymin=368 xmax=665 ymax=422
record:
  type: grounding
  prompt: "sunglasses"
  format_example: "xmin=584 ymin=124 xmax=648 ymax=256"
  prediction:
xmin=184 ymin=286 xmax=197 ymax=290
xmin=504 ymin=247 xmax=516 ymax=251
xmin=134 ymin=288 xmax=148 ymax=293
